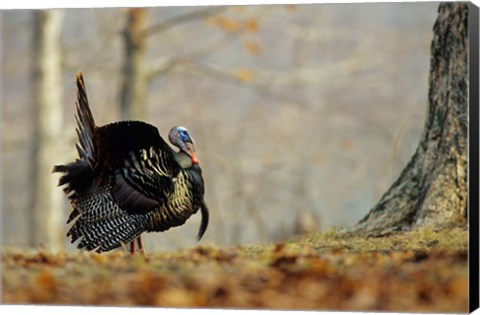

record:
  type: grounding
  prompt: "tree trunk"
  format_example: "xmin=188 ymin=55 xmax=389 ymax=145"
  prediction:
xmin=351 ymin=3 xmax=468 ymax=235
xmin=120 ymin=8 xmax=148 ymax=120
xmin=31 ymin=10 xmax=65 ymax=249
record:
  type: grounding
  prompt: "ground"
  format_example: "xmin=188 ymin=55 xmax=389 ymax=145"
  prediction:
xmin=2 ymin=227 xmax=468 ymax=312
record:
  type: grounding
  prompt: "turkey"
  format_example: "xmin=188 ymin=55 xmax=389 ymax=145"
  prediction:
xmin=53 ymin=72 xmax=209 ymax=254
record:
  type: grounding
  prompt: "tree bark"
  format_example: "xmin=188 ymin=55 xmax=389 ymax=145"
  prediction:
xmin=351 ymin=3 xmax=468 ymax=235
xmin=120 ymin=8 xmax=148 ymax=120
xmin=31 ymin=10 xmax=65 ymax=249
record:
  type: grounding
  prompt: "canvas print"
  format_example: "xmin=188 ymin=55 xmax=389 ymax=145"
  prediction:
xmin=1 ymin=1 xmax=478 ymax=313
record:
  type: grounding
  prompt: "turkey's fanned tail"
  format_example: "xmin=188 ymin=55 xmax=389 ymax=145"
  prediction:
xmin=75 ymin=72 xmax=96 ymax=165
xmin=53 ymin=72 xmax=96 ymax=197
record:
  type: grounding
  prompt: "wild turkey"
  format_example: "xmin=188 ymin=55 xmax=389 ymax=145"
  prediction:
xmin=53 ymin=72 xmax=209 ymax=254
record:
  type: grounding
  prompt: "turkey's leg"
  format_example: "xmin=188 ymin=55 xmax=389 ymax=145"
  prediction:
xmin=130 ymin=241 xmax=136 ymax=254
xmin=136 ymin=236 xmax=145 ymax=256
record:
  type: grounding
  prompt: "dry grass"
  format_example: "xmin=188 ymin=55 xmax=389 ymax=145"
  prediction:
xmin=2 ymin=227 xmax=468 ymax=312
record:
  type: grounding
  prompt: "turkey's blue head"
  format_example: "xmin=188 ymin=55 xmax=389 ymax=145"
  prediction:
xmin=169 ymin=126 xmax=200 ymax=164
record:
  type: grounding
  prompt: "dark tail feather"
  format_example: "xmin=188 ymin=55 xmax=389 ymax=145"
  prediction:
xmin=52 ymin=160 xmax=94 ymax=197
xmin=196 ymin=200 xmax=209 ymax=241
xmin=75 ymin=72 xmax=96 ymax=165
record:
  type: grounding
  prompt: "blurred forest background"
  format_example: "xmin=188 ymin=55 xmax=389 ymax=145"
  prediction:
xmin=1 ymin=3 xmax=439 ymax=252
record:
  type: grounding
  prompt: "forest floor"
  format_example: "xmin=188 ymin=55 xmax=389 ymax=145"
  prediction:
xmin=2 ymin=227 xmax=469 ymax=312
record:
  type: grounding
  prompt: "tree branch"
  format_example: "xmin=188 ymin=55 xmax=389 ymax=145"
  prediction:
xmin=190 ymin=61 xmax=307 ymax=106
xmin=146 ymin=33 xmax=239 ymax=80
xmin=141 ymin=6 xmax=228 ymax=38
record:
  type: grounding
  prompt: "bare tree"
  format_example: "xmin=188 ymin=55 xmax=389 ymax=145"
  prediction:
xmin=351 ymin=3 xmax=468 ymax=235
xmin=31 ymin=10 xmax=65 ymax=249
xmin=120 ymin=8 xmax=148 ymax=120
xmin=120 ymin=7 xmax=227 ymax=121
